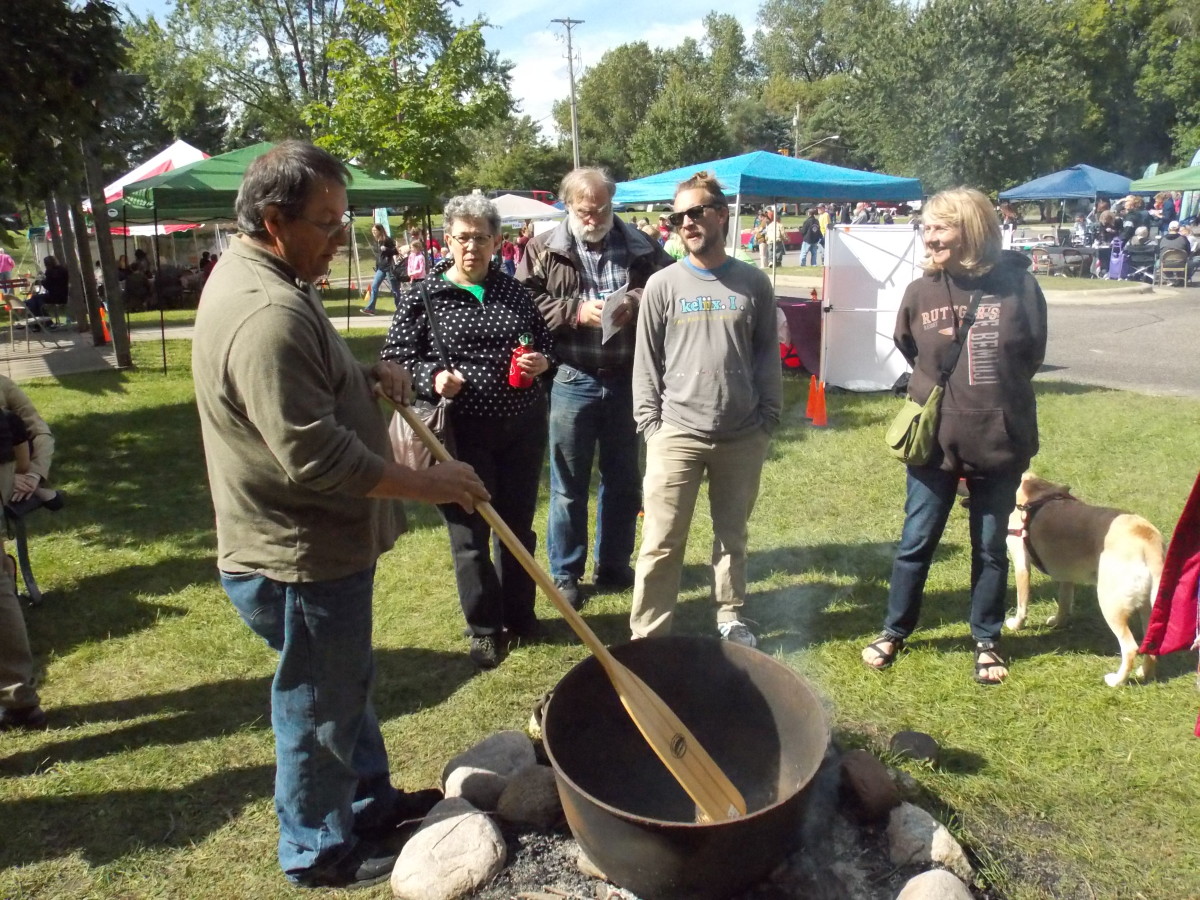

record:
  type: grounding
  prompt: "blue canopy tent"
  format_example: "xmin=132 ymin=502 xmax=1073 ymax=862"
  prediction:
xmin=615 ymin=151 xmax=921 ymax=205
xmin=998 ymin=164 xmax=1135 ymax=201
xmin=614 ymin=151 xmax=921 ymax=257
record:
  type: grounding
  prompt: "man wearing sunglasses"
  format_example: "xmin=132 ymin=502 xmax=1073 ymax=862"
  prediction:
xmin=630 ymin=171 xmax=782 ymax=650
xmin=193 ymin=141 xmax=489 ymax=890
xmin=517 ymin=167 xmax=673 ymax=610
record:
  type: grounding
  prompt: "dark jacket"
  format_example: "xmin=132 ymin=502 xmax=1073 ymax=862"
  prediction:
xmin=515 ymin=217 xmax=673 ymax=369
xmin=894 ymin=250 xmax=1047 ymax=475
xmin=801 ymin=215 xmax=823 ymax=244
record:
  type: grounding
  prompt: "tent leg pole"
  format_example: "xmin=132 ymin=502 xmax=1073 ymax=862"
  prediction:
xmin=154 ymin=206 xmax=166 ymax=374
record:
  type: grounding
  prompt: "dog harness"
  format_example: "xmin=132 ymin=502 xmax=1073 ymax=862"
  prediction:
xmin=1008 ymin=492 xmax=1074 ymax=575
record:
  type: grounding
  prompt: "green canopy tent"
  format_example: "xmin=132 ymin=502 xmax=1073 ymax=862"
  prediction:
xmin=117 ymin=141 xmax=432 ymax=371
xmin=1129 ymin=166 xmax=1200 ymax=192
xmin=119 ymin=141 xmax=432 ymax=222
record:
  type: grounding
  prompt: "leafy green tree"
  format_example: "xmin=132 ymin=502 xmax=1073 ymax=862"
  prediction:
xmin=844 ymin=0 xmax=1084 ymax=191
xmin=553 ymin=42 xmax=662 ymax=177
xmin=725 ymin=98 xmax=791 ymax=154
xmin=704 ymin=13 xmax=757 ymax=107
xmin=627 ymin=73 xmax=732 ymax=176
xmin=310 ymin=0 xmax=511 ymax=194
xmin=454 ymin=115 xmax=572 ymax=193
xmin=143 ymin=0 xmax=372 ymax=138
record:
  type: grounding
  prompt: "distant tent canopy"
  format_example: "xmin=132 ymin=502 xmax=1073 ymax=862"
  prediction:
xmin=614 ymin=151 xmax=922 ymax=204
xmin=1130 ymin=166 xmax=1200 ymax=192
xmin=84 ymin=140 xmax=211 ymax=236
xmin=118 ymin=142 xmax=432 ymax=224
xmin=999 ymin=164 xmax=1138 ymax=201
xmin=488 ymin=193 xmax=565 ymax=223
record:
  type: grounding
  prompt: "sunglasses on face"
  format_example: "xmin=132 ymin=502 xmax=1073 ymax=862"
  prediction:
xmin=667 ymin=204 xmax=721 ymax=227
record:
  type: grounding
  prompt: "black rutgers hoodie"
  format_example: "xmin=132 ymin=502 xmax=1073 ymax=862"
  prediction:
xmin=894 ymin=250 xmax=1047 ymax=476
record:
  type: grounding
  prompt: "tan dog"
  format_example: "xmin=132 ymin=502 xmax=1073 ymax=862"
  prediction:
xmin=1005 ymin=473 xmax=1164 ymax=686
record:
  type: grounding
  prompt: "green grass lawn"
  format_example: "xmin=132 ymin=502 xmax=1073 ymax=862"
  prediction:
xmin=1 ymin=340 xmax=1198 ymax=899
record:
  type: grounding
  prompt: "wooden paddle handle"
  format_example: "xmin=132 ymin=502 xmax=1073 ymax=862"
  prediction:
xmin=390 ymin=399 xmax=746 ymax=821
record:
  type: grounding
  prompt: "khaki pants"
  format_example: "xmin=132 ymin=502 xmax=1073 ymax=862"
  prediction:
xmin=0 ymin=461 xmax=36 ymax=710
xmin=630 ymin=424 xmax=770 ymax=639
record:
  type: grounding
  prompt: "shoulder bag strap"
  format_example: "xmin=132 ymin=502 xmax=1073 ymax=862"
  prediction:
xmin=419 ymin=280 xmax=452 ymax=372
xmin=936 ymin=289 xmax=983 ymax=386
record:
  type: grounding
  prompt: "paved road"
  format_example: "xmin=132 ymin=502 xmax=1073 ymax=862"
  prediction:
xmin=1039 ymin=289 xmax=1200 ymax=398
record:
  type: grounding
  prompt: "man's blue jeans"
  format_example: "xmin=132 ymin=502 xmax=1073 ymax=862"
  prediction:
xmin=801 ymin=240 xmax=821 ymax=266
xmin=220 ymin=567 xmax=398 ymax=881
xmin=547 ymin=364 xmax=641 ymax=582
xmin=883 ymin=466 xmax=1021 ymax=644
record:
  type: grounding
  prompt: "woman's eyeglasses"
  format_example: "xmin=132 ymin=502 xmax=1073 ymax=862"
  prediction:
xmin=667 ymin=204 xmax=720 ymax=227
xmin=448 ymin=233 xmax=494 ymax=248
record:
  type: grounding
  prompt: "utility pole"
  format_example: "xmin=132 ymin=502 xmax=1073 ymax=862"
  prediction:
xmin=552 ymin=17 xmax=584 ymax=169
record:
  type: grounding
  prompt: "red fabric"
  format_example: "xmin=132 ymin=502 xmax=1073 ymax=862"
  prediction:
xmin=1141 ymin=470 xmax=1200 ymax=656
xmin=1139 ymin=470 xmax=1200 ymax=737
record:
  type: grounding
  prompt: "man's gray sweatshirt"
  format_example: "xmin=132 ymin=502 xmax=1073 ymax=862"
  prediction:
xmin=633 ymin=256 xmax=782 ymax=441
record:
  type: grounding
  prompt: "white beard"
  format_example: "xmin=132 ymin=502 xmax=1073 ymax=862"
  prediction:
xmin=568 ymin=212 xmax=614 ymax=245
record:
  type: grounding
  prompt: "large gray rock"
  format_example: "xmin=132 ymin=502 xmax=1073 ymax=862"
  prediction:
xmin=442 ymin=730 xmax=537 ymax=787
xmin=887 ymin=802 xmax=973 ymax=883
xmin=444 ymin=765 xmax=506 ymax=811
xmin=896 ymin=868 xmax=974 ymax=900
xmin=390 ymin=797 xmax=506 ymax=900
xmin=496 ymin=764 xmax=562 ymax=829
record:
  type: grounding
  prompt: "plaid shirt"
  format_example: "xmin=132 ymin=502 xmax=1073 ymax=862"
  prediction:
xmin=557 ymin=225 xmax=635 ymax=371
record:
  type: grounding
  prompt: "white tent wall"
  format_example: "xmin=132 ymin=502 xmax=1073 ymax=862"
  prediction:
xmin=821 ymin=224 xmax=923 ymax=391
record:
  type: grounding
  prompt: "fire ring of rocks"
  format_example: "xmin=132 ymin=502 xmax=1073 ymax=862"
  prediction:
xmin=390 ymin=728 xmax=988 ymax=900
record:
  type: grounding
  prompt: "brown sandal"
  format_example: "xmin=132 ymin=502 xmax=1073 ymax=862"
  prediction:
xmin=862 ymin=634 xmax=905 ymax=670
xmin=974 ymin=641 xmax=1008 ymax=685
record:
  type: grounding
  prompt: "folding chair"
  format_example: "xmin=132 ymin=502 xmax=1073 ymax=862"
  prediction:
xmin=1157 ymin=249 xmax=1188 ymax=287
xmin=1029 ymin=247 xmax=1067 ymax=276
xmin=1059 ymin=248 xmax=1087 ymax=278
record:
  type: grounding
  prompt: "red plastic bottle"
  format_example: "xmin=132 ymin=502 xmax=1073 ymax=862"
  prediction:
xmin=508 ymin=333 xmax=535 ymax=388
xmin=810 ymin=288 xmax=818 ymax=301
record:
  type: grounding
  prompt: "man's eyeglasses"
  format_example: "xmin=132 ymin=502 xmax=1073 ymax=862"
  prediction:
xmin=572 ymin=204 xmax=611 ymax=222
xmin=298 ymin=210 xmax=353 ymax=237
xmin=448 ymin=233 xmax=494 ymax=248
xmin=667 ymin=204 xmax=721 ymax=227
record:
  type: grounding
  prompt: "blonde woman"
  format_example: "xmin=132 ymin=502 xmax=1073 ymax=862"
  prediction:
xmin=862 ymin=187 xmax=1047 ymax=685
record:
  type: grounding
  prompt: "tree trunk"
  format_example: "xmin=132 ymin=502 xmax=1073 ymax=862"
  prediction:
xmin=53 ymin=192 xmax=92 ymax=333
xmin=66 ymin=196 xmax=106 ymax=347
xmin=82 ymin=149 xmax=131 ymax=367
xmin=44 ymin=197 xmax=68 ymax=270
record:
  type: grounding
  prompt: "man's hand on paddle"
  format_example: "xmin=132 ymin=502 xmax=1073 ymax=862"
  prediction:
xmin=421 ymin=461 xmax=490 ymax=513
xmin=370 ymin=361 xmax=414 ymax=406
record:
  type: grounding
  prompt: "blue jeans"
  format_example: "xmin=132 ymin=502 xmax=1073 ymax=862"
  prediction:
xmin=365 ymin=269 xmax=398 ymax=311
xmin=883 ymin=466 xmax=1021 ymax=644
xmin=801 ymin=240 xmax=821 ymax=266
xmin=221 ymin=567 xmax=398 ymax=881
xmin=547 ymin=364 xmax=641 ymax=582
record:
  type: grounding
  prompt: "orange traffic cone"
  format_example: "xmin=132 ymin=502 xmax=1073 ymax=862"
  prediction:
xmin=99 ymin=306 xmax=112 ymax=343
xmin=805 ymin=374 xmax=818 ymax=419
xmin=810 ymin=381 xmax=828 ymax=427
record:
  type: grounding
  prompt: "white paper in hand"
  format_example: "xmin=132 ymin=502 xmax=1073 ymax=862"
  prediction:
xmin=600 ymin=282 xmax=631 ymax=344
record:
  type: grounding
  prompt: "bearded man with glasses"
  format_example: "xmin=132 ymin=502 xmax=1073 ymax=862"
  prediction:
xmin=517 ymin=167 xmax=673 ymax=610
xmin=193 ymin=141 xmax=489 ymax=889
xmin=630 ymin=171 xmax=782 ymax=649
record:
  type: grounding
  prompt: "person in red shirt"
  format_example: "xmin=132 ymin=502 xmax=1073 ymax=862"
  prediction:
xmin=500 ymin=232 xmax=518 ymax=276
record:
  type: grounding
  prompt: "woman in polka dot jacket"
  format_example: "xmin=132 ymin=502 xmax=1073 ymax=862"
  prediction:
xmin=382 ymin=194 xmax=556 ymax=670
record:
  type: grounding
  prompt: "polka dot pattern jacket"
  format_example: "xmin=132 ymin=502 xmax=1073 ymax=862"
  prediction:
xmin=382 ymin=258 xmax=557 ymax=418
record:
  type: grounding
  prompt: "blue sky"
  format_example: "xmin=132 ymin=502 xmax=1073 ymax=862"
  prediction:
xmin=118 ymin=0 xmax=759 ymax=136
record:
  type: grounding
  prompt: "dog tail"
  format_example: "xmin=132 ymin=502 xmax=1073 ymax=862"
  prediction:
xmin=1142 ymin=522 xmax=1166 ymax=624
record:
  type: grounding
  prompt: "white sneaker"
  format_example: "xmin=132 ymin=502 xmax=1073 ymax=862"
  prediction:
xmin=718 ymin=619 xmax=757 ymax=648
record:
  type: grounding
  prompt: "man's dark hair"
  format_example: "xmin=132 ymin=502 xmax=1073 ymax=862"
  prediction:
xmin=236 ymin=140 xmax=352 ymax=239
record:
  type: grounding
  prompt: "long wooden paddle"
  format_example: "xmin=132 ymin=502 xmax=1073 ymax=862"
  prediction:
xmin=391 ymin=399 xmax=747 ymax=822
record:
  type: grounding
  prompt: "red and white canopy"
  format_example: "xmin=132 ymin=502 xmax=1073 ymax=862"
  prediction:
xmin=84 ymin=140 xmax=211 ymax=235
